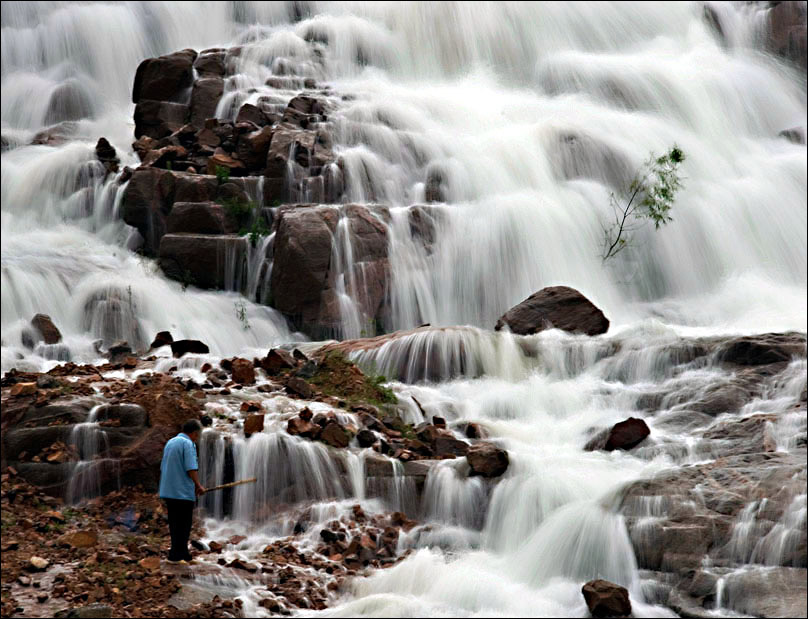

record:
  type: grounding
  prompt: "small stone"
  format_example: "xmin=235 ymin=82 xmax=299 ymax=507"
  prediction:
xmin=286 ymin=376 xmax=313 ymax=398
xmin=59 ymin=530 xmax=98 ymax=549
xmin=138 ymin=556 xmax=160 ymax=572
xmin=28 ymin=556 xmax=49 ymax=571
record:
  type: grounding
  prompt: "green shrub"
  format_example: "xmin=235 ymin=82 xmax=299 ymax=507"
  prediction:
xmin=602 ymin=145 xmax=686 ymax=262
xmin=215 ymin=165 xmax=230 ymax=185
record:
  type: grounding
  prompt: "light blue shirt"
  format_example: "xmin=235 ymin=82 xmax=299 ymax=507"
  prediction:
xmin=158 ymin=433 xmax=199 ymax=501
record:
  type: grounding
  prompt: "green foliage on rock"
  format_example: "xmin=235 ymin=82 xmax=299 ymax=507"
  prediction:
xmin=214 ymin=164 xmax=230 ymax=185
xmin=309 ymin=351 xmax=398 ymax=407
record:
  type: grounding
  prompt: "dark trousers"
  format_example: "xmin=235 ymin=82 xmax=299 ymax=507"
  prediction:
xmin=165 ymin=498 xmax=195 ymax=561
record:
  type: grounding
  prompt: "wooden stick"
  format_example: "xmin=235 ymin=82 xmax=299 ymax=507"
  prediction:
xmin=205 ymin=477 xmax=257 ymax=493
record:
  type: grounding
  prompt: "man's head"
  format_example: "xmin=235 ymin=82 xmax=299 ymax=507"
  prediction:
xmin=182 ymin=419 xmax=203 ymax=442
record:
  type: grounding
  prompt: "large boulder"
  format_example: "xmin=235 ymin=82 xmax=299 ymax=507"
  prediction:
xmin=45 ymin=80 xmax=94 ymax=124
xmin=581 ymin=579 xmax=631 ymax=618
xmin=236 ymin=103 xmax=271 ymax=127
xmin=170 ymin=339 xmax=210 ymax=357
xmin=495 ymin=286 xmax=609 ymax=336
xmin=231 ymin=358 xmax=256 ymax=385
xmin=243 ymin=414 xmax=264 ymax=437
xmin=585 ymin=417 xmax=650 ymax=452
xmin=158 ymin=234 xmax=247 ymax=290
xmin=466 ymin=442 xmax=509 ymax=477
xmin=259 ymin=348 xmax=297 ymax=374
xmin=270 ymin=207 xmax=338 ymax=327
xmin=269 ymin=205 xmax=389 ymax=336
xmin=30 ymin=314 xmax=62 ymax=345
xmin=132 ymin=49 xmax=197 ymax=104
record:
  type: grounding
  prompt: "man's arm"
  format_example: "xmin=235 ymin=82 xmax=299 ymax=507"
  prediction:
xmin=187 ymin=469 xmax=206 ymax=496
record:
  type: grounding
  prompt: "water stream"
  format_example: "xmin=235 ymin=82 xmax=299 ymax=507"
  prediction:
xmin=2 ymin=2 xmax=806 ymax=617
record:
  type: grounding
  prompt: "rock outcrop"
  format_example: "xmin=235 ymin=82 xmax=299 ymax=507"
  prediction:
xmin=495 ymin=286 xmax=609 ymax=336
xmin=767 ymin=0 xmax=807 ymax=69
xmin=465 ymin=442 xmax=509 ymax=477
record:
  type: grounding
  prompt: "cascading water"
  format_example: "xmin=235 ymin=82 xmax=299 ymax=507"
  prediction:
xmin=2 ymin=2 xmax=806 ymax=618
xmin=65 ymin=404 xmax=119 ymax=504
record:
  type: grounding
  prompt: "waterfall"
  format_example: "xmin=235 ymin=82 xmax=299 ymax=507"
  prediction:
xmin=66 ymin=404 xmax=120 ymax=504
xmin=1 ymin=2 xmax=806 ymax=618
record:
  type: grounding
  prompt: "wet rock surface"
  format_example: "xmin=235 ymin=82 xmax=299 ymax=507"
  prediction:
xmin=616 ymin=332 xmax=807 ymax=619
xmin=495 ymin=285 xmax=610 ymax=336
xmin=581 ymin=579 xmax=631 ymax=617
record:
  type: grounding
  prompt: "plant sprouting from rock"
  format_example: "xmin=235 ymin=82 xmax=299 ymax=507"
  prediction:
xmin=234 ymin=300 xmax=250 ymax=330
xmin=601 ymin=146 xmax=685 ymax=262
xmin=215 ymin=165 xmax=230 ymax=186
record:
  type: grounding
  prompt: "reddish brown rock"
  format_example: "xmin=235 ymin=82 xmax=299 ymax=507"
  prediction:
xmin=231 ymin=358 xmax=256 ymax=385
xmin=466 ymin=442 xmax=509 ymax=477
xmin=244 ymin=414 xmax=265 ymax=437
xmin=132 ymin=49 xmax=197 ymax=104
xmin=206 ymin=150 xmax=246 ymax=176
xmin=134 ymin=100 xmax=189 ymax=140
xmin=189 ymin=77 xmax=224 ymax=128
xmin=465 ymin=423 xmax=486 ymax=439
xmin=58 ymin=530 xmax=99 ymax=549
xmin=236 ymin=126 xmax=274 ymax=171
xmin=270 ymin=205 xmax=388 ymax=336
xmin=194 ymin=50 xmax=225 ymax=77
xmin=236 ymin=103 xmax=270 ymax=127
xmin=260 ymin=349 xmax=297 ymax=374
xmin=159 ymin=233 xmax=247 ymax=290
xmin=138 ymin=556 xmax=161 ymax=572
xmin=356 ymin=429 xmax=376 ymax=448
xmin=434 ymin=436 xmax=469 ymax=457
xmin=585 ymin=417 xmax=650 ymax=452
xmin=30 ymin=314 xmax=62 ymax=344
xmin=141 ymin=144 xmax=188 ymax=168
xmin=286 ymin=376 xmax=314 ymax=399
xmin=495 ymin=286 xmax=609 ymax=336
xmin=287 ymin=417 xmax=321 ymax=439
xmin=320 ymin=422 xmax=351 ymax=448
xmin=581 ymin=579 xmax=631 ymax=618
xmin=10 ymin=382 xmax=37 ymax=397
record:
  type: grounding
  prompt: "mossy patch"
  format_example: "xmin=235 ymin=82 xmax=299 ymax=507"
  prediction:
xmin=308 ymin=352 xmax=397 ymax=407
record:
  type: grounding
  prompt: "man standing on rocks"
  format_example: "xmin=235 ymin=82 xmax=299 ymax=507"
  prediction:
xmin=159 ymin=419 xmax=206 ymax=563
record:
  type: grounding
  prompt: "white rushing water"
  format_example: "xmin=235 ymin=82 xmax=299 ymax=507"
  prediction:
xmin=1 ymin=2 xmax=806 ymax=618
